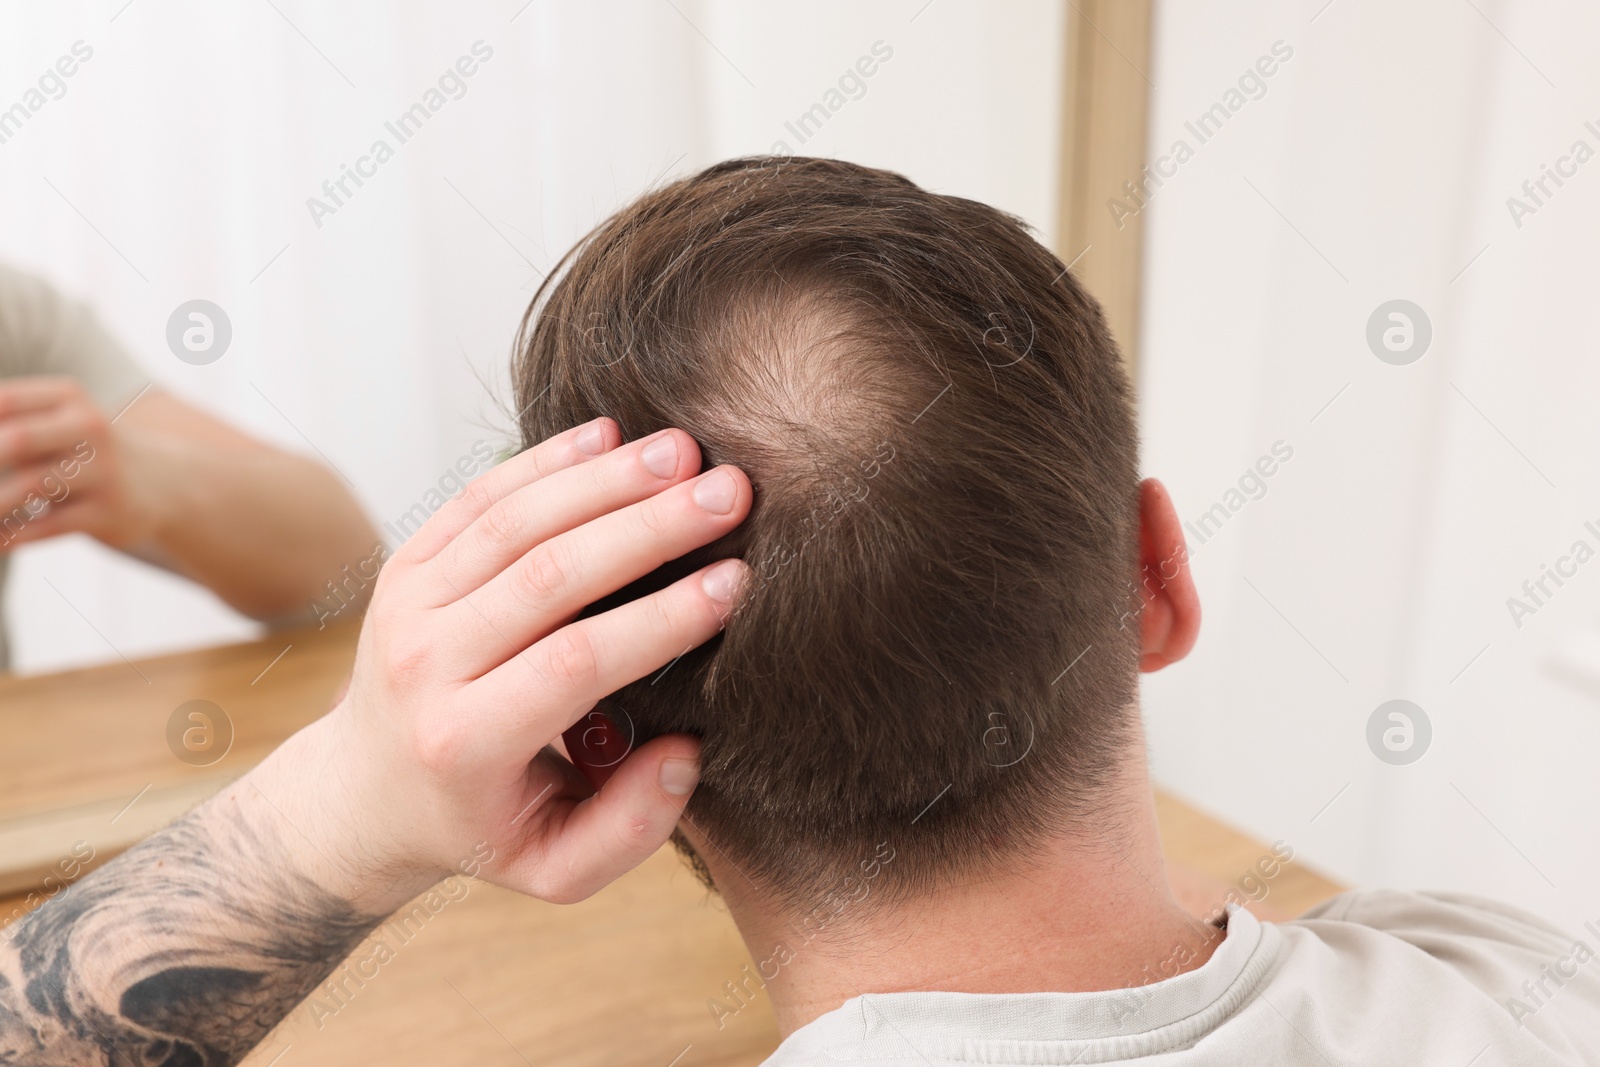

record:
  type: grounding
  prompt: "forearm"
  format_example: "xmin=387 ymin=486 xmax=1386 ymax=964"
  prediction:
xmin=0 ymin=382 xmax=380 ymax=620
xmin=0 ymin=839 xmax=373 ymax=1064
xmin=118 ymin=411 xmax=381 ymax=621
xmin=0 ymin=761 xmax=383 ymax=1065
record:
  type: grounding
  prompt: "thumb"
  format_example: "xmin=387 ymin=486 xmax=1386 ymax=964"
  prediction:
xmin=512 ymin=734 xmax=701 ymax=903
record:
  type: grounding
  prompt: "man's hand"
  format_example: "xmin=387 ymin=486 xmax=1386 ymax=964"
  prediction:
xmin=0 ymin=419 xmax=751 ymax=1066
xmin=0 ymin=376 xmax=138 ymax=547
xmin=257 ymin=417 xmax=752 ymax=912
xmin=0 ymin=375 xmax=383 ymax=622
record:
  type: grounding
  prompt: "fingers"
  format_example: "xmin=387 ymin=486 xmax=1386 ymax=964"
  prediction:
xmin=507 ymin=733 xmax=701 ymax=904
xmin=396 ymin=418 xmax=620 ymax=567
xmin=0 ymin=463 xmax=60 ymax=512
xmin=0 ymin=454 xmax=100 ymax=510
xmin=0 ymin=407 xmax=98 ymax=467
xmin=466 ymin=557 xmax=747 ymax=758
xmin=428 ymin=428 xmax=703 ymax=599
xmin=0 ymin=500 xmax=101 ymax=548
xmin=0 ymin=377 xmax=81 ymax=419
xmin=511 ymin=745 xmax=594 ymax=823
xmin=443 ymin=465 xmax=750 ymax=673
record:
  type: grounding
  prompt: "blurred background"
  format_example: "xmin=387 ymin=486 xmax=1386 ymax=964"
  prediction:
xmin=3 ymin=0 xmax=1598 ymax=943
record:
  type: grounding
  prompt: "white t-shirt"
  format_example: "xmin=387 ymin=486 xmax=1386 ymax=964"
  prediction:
xmin=764 ymin=890 xmax=1600 ymax=1065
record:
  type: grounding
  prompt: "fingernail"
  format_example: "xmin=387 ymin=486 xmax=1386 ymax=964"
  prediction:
xmin=692 ymin=469 xmax=737 ymax=514
xmin=641 ymin=434 xmax=678 ymax=478
xmin=660 ymin=757 xmax=699 ymax=797
xmin=701 ymin=559 xmax=745 ymax=604
xmin=574 ymin=422 xmax=606 ymax=456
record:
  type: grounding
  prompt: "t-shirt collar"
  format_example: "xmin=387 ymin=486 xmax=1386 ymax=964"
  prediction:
xmin=767 ymin=904 xmax=1278 ymax=1064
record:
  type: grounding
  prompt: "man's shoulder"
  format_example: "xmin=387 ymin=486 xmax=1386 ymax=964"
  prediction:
xmin=1290 ymin=887 xmax=1574 ymax=953
xmin=0 ymin=262 xmax=60 ymax=346
xmin=1281 ymin=886 xmax=1585 ymax=997
xmin=0 ymin=262 xmax=148 ymax=408
xmin=1269 ymin=888 xmax=1600 ymax=1061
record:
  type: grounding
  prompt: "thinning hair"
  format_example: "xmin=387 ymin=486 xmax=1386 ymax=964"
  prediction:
xmin=513 ymin=157 xmax=1141 ymax=908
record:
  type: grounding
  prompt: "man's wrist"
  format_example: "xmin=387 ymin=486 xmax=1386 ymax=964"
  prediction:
xmin=106 ymin=419 xmax=182 ymax=549
xmin=240 ymin=714 xmax=442 ymax=918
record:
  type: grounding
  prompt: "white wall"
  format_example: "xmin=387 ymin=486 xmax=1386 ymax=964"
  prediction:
xmin=1141 ymin=0 xmax=1600 ymax=926
xmin=0 ymin=0 xmax=1063 ymax=673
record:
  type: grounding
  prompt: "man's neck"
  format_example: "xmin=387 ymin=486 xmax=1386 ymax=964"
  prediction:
xmin=700 ymin=764 xmax=1223 ymax=1036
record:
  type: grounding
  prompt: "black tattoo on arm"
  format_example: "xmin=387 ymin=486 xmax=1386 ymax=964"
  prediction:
xmin=0 ymin=801 xmax=382 ymax=1066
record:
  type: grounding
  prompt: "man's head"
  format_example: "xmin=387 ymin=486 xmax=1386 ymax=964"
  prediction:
xmin=514 ymin=157 xmax=1171 ymax=908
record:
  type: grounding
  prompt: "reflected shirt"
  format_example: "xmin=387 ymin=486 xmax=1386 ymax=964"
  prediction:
xmin=0 ymin=264 xmax=149 ymax=670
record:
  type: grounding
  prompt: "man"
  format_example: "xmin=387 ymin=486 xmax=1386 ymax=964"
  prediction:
xmin=1 ymin=159 xmax=1594 ymax=1065
xmin=0 ymin=263 xmax=379 ymax=668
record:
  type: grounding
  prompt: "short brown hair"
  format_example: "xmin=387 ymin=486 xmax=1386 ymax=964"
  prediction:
xmin=513 ymin=157 xmax=1141 ymax=907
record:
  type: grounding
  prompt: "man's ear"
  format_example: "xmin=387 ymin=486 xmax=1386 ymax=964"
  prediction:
xmin=1136 ymin=478 xmax=1200 ymax=672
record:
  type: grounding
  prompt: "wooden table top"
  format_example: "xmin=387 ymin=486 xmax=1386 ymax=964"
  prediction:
xmin=0 ymin=624 xmax=1344 ymax=1067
